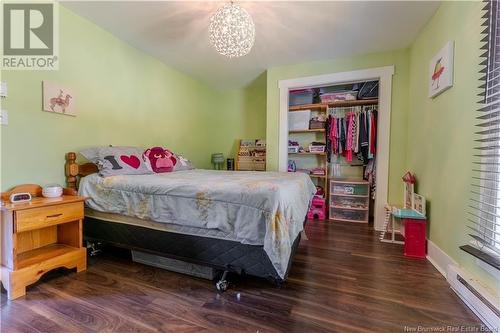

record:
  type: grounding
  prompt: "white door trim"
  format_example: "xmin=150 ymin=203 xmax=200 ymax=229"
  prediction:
xmin=278 ymin=66 xmax=394 ymax=231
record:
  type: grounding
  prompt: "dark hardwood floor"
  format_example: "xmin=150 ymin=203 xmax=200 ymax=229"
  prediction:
xmin=1 ymin=221 xmax=481 ymax=332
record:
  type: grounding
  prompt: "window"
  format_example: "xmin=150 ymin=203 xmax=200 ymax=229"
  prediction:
xmin=465 ymin=0 xmax=500 ymax=267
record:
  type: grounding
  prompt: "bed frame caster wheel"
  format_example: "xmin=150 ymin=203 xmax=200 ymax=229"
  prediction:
xmin=216 ymin=280 xmax=229 ymax=292
xmin=86 ymin=241 xmax=102 ymax=257
xmin=216 ymin=270 xmax=229 ymax=292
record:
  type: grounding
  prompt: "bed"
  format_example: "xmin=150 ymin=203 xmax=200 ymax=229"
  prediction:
xmin=65 ymin=152 xmax=316 ymax=288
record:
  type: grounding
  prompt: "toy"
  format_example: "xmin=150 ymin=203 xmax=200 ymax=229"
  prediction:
xmin=412 ymin=193 xmax=426 ymax=216
xmin=144 ymin=147 xmax=177 ymax=173
xmin=402 ymin=171 xmax=416 ymax=209
xmin=307 ymin=196 xmax=326 ymax=220
xmin=315 ymin=185 xmax=325 ymax=197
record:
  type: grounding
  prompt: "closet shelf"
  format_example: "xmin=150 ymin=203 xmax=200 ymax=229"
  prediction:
xmin=289 ymin=152 xmax=326 ymax=156
xmin=289 ymin=104 xmax=327 ymax=111
xmin=289 ymin=129 xmax=325 ymax=133
xmin=328 ymin=99 xmax=378 ymax=108
xmin=289 ymin=99 xmax=378 ymax=112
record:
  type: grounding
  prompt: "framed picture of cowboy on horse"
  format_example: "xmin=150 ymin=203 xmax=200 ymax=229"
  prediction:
xmin=43 ymin=81 xmax=76 ymax=116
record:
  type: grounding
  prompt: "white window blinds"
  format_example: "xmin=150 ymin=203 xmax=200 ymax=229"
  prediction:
xmin=465 ymin=0 xmax=500 ymax=269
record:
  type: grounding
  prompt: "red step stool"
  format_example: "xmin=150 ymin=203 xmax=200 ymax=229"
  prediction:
xmin=308 ymin=196 xmax=326 ymax=221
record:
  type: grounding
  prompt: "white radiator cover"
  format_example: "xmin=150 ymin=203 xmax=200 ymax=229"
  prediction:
xmin=446 ymin=265 xmax=499 ymax=331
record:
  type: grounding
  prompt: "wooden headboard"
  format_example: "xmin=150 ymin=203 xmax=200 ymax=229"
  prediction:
xmin=65 ymin=152 xmax=98 ymax=190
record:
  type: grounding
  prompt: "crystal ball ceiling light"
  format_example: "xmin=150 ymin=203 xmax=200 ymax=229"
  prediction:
xmin=209 ymin=3 xmax=255 ymax=58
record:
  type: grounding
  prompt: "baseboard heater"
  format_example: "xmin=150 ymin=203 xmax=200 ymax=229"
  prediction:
xmin=446 ymin=265 xmax=499 ymax=330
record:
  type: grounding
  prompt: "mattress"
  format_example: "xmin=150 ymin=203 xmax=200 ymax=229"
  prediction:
xmin=79 ymin=170 xmax=316 ymax=278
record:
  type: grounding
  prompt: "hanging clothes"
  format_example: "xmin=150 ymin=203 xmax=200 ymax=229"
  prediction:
xmin=370 ymin=110 xmax=377 ymax=157
xmin=352 ymin=112 xmax=358 ymax=154
xmin=346 ymin=113 xmax=354 ymax=162
xmin=339 ymin=118 xmax=345 ymax=154
xmin=364 ymin=158 xmax=376 ymax=199
xmin=326 ymin=115 xmax=331 ymax=162
xmin=329 ymin=116 xmax=337 ymax=155
xmin=358 ymin=111 xmax=369 ymax=163
xmin=326 ymin=106 xmax=377 ymax=165
xmin=367 ymin=110 xmax=373 ymax=160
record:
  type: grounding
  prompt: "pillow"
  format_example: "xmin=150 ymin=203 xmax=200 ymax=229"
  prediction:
xmin=142 ymin=147 xmax=178 ymax=173
xmin=173 ymin=154 xmax=195 ymax=171
xmin=80 ymin=146 xmax=151 ymax=177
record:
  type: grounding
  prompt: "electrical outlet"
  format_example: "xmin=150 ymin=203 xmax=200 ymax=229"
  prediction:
xmin=0 ymin=109 xmax=8 ymax=125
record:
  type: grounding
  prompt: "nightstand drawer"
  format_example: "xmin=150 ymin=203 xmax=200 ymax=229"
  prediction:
xmin=15 ymin=202 xmax=83 ymax=233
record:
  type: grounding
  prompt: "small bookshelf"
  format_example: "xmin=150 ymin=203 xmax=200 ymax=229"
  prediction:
xmin=236 ymin=139 xmax=266 ymax=171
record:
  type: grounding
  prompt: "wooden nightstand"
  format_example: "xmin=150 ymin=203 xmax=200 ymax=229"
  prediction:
xmin=0 ymin=184 xmax=87 ymax=300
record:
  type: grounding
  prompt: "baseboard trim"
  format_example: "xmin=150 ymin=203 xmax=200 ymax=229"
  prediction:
xmin=426 ymin=239 xmax=457 ymax=278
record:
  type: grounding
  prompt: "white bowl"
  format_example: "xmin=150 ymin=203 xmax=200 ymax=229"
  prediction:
xmin=42 ymin=185 xmax=63 ymax=198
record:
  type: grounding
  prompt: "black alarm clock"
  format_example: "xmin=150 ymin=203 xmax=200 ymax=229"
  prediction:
xmin=9 ymin=192 xmax=32 ymax=203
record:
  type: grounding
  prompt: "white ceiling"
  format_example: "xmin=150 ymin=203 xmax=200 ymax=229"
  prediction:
xmin=62 ymin=1 xmax=440 ymax=90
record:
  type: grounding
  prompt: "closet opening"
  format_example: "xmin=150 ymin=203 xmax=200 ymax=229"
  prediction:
xmin=278 ymin=66 xmax=394 ymax=230
xmin=287 ymin=81 xmax=379 ymax=224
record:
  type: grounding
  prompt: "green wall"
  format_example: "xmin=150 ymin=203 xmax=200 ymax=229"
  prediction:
xmin=407 ymin=1 xmax=498 ymax=293
xmin=0 ymin=6 xmax=266 ymax=190
xmin=212 ymin=72 xmax=267 ymax=159
xmin=266 ymin=50 xmax=410 ymax=204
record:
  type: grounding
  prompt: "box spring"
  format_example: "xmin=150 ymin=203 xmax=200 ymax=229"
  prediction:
xmin=84 ymin=217 xmax=302 ymax=283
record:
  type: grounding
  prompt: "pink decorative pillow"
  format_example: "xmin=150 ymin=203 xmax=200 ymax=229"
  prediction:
xmin=142 ymin=147 xmax=178 ymax=173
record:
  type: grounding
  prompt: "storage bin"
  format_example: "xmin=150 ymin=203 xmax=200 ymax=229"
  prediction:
xmin=329 ymin=208 xmax=368 ymax=222
xmin=331 ymin=196 xmax=368 ymax=209
xmin=309 ymin=119 xmax=326 ymax=129
xmin=289 ymin=90 xmax=314 ymax=106
xmin=288 ymin=146 xmax=299 ymax=153
xmin=329 ymin=178 xmax=370 ymax=223
xmin=330 ymin=183 xmax=369 ymax=196
xmin=358 ymin=81 xmax=379 ymax=100
xmin=289 ymin=110 xmax=311 ymax=131
xmin=309 ymin=145 xmax=325 ymax=153
xmin=320 ymin=91 xmax=357 ymax=103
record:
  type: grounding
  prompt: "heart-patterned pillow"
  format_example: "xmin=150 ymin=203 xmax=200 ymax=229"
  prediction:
xmin=120 ymin=155 xmax=141 ymax=169
xmin=81 ymin=146 xmax=151 ymax=177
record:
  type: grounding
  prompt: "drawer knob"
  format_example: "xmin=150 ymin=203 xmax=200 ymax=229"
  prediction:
xmin=46 ymin=213 xmax=63 ymax=218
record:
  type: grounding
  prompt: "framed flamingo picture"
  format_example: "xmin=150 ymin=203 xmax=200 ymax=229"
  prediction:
xmin=42 ymin=81 xmax=76 ymax=116
xmin=428 ymin=41 xmax=454 ymax=98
